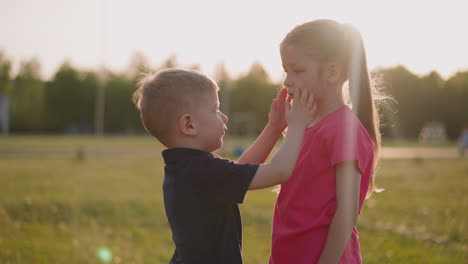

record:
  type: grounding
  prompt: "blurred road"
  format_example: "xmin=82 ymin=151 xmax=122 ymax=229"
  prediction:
xmin=0 ymin=146 xmax=463 ymax=159
xmin=380 ymin=147 xmax=460 ymax=159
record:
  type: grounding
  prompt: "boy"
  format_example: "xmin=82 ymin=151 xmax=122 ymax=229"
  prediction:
xmin=132 ymin=68 xmax=314 ymax=264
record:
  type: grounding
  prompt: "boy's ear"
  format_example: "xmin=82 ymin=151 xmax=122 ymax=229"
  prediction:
xmin=179 ymin=114 xmax=197 ymax=136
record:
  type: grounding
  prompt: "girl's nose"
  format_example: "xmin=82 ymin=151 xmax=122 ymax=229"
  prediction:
xmin=283 ymin=75 xmax=293 ymax=88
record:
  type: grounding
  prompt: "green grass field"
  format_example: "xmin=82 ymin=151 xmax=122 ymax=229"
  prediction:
xmin=0 ymin=136 xmax=467 ymax=263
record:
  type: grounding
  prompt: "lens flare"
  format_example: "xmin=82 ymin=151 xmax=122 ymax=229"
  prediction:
xmin=96 ymin=247 xmax=113 ymax=263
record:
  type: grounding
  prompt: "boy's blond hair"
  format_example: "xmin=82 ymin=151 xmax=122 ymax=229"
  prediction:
xmin=132 ymin=68 xmax=218 ymax=146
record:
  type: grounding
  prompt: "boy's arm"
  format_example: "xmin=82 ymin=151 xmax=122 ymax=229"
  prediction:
xmin=317 ymin=161 xmax=361 ymax=264
xmin=237 ymin=88 xmax=287 ymax=164
xmin=248 ymin=89 xmax=315 ymax=190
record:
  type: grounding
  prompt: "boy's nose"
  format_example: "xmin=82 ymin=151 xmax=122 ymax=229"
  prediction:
xmin=222 ymin=112 xmax=228 ymax=123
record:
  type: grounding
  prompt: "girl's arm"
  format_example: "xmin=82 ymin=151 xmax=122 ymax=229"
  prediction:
xmin=248 ymin=89 xmax=314 ymax=190
xmin=317 ymin=161 xmax=361 ymax=264
xmin=237 ymin=88 xmax=287 ymax=164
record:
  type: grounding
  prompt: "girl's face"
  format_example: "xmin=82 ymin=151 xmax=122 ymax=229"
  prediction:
xmin=281 ymin=44 xmax=325 ymax=101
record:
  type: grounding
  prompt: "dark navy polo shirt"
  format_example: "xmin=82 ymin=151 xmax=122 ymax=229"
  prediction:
xmin=162 ymin=148 xmax=259 ymax=264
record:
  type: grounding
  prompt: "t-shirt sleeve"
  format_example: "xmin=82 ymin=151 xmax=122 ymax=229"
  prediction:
xmin=199 ymin=156 xmax=259 ymax=204
xmin=325 ymin=117 xmax=374 ymax=174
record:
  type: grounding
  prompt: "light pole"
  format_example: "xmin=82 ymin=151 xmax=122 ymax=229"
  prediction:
xmin=95 ymin=0 xmax=107 ymax=136
xmin=0 ymin=92 xmax=8 ymax=135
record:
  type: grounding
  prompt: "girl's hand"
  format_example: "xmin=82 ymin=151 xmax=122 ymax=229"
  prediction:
xmin=267 ymin=88 xmax=288 ymax=133
xmin=285 ymin=89 xmax=316 ymax=129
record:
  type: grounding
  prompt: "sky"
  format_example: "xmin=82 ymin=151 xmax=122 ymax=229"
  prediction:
xmin=1 ymin=0 xmax=467 ymax=82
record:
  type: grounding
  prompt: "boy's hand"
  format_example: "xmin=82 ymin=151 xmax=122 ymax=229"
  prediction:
xmin=267 ymin=88 xmax=288 ymax=133
xmin=285 ymin=89 xmax=316 ymax=129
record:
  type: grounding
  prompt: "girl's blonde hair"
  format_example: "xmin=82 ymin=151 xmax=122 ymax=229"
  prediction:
xmin=281 ymin=19 xmax=383 ymax=197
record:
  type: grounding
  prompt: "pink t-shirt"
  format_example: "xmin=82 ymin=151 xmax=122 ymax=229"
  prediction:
xmin=269 ymin=105 xmax=374 ymax=264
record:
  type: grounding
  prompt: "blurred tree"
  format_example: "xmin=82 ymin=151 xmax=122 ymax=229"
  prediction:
xmin=214 ymin=61 xmax=230 ymax=83
xmin=10 ymin=58 xmax=45 ymax=132
xmin=378 ymin=66 xmax=468 ymax=140
xmin=442 ymin=71 xmax=468 ymax=138
xmin=420 ymin=71 xmax=444 ymax=121
xmin=104 ymin=73 xmax=144 ymax=133
xmin=1 ymin=51 xmax=466 ymax=138
xmin=0 ymin=51 xmax=12 ymax=93
xmin=126 ymin=51 xmax=151 ymax=80
xmin=160 ymin=54 xmax=178 ymax=69
xmin=188 ymin=64 xmax=201 ymax=71
xmin=230 ymin=62 xmax=279 ymax=135
xmin=214 ymin=61 xmax=231 ymax=116
xmin=248 ymin=61 xmax=270 ymax=82
xmin=379 ymin=66 xmax=425 ymax=138
xmin=45 ymin=62 xmax=96 ymax=133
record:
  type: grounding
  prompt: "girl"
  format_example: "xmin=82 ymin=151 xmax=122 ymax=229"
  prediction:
xmin=269 ymin=19 xmax=382 ymax=264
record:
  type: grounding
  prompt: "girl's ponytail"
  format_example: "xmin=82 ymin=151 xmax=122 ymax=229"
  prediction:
xmin=343 ymin=24 xmax=381 ymax=197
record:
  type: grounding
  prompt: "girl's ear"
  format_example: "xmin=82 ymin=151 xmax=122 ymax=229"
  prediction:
xmin=325 ymin=62 xmax=346 ymax=84
xmin=179 ymin=114 xmax=197 ymax=136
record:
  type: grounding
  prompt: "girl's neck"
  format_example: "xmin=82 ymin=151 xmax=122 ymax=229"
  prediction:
xmin=309 ymin=96 xmax=345 ymax=127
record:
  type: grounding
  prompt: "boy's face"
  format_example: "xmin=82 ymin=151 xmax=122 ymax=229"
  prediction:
xmin=193 ymin=88 xmax=228 ymax=152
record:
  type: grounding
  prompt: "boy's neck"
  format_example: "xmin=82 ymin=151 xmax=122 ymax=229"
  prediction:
xmin=166 ymin=138 xmax=208 ymax=152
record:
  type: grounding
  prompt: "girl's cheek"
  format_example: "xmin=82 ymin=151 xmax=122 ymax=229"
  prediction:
xmin=304 ymin=85 xmax=316 ymax=94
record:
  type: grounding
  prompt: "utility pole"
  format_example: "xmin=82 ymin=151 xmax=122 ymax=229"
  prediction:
xmin=0 ymin=92 xmax=8 ymax=136
xmin=95 ymin=76 xmax=105 ymax=135
xmin=95 ymin=0 xmax=106 ymax=136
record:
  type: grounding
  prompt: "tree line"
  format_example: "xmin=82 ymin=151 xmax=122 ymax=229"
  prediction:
xmin=0 ymin=51 xmax=467 ymax=140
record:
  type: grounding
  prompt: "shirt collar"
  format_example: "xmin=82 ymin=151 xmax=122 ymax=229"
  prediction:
xmin=162 ymin=147 xmax=213 ymax=164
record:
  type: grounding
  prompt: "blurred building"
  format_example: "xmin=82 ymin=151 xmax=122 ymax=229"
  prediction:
xmin=418 ymin=121 xmax=447 ymax=143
